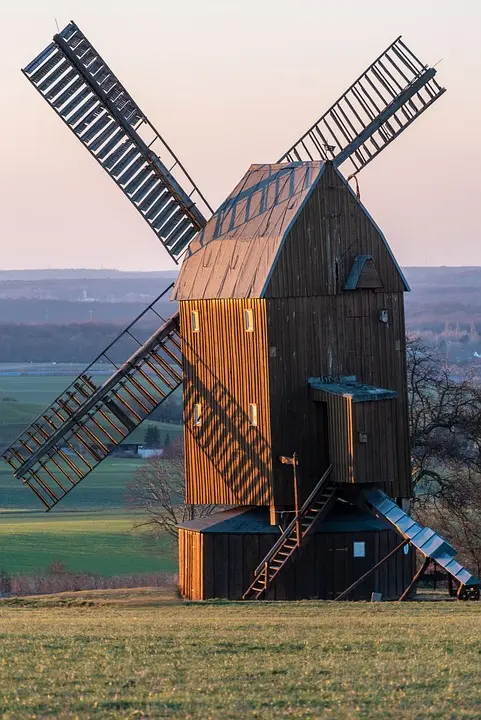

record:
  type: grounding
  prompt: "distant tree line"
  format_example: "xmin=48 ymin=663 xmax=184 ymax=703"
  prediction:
xmin=0 ymin=323 xmax=154 ymax=363
xmin=408 ymin=337 xmax=481 ymax=576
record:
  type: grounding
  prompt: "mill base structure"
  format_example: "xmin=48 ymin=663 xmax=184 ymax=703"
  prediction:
xmin=179 ymin=499 xmax=415 ymax=601
xmin=178 ymin=490 xmax=480 ymax=601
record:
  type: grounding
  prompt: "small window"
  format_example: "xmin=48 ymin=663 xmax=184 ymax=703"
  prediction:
xmin=191 ymin=310 xmax=200 ymax=333
xmin=353 ymin=541 xmax=366 ymax=558
xmin=249 ymin=403 xmax=258 ymax=427
xmin=193 ymin=403 xmax=202 ymax=426
xmin=245 ymin=308 xmax=254 ymax=332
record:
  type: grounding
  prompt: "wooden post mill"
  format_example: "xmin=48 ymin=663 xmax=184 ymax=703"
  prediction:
xmin=5 ymin=22 xmax=480 ymax=601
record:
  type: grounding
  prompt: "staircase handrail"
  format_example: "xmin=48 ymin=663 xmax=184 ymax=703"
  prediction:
xmin=254 ymin=464 xmax=333 ymax=576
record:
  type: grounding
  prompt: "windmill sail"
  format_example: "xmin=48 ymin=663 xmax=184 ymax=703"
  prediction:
xmin=2 ymin=287 xmax=182 ymax=510
xmin=23 ymin=21 xmax=212 ymax=262
xmin=279 ymin=36 xmax=445 ymax=174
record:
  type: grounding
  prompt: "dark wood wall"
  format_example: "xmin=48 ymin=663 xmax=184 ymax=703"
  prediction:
xmin=353 ymin=399 xmax=398 ymax=486
xmin=180 ymin=298 xmax=273 ymax=506
xmin=178 ymin=527 xmax=415 ymax=601
xmin=311 ymin=392 xmax=398 ymax=488
xmin=265 ymin=163 xmax=407 ymax=298
xmin=265 ymin=293 xmax=410 ymax=503
xmin=265 ymin=165 xmax=410 ymax=503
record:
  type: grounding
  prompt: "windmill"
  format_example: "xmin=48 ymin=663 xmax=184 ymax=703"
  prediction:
xmin=4 ymin=22 xmax=479 ymax=600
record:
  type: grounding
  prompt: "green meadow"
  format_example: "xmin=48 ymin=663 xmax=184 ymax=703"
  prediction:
xmin=1 ymin=592 xmax=481 ymax=719
xmin=0 ymin=371 xmax=182 ymax=577
xmin=0 ymin=513 xmax=176 ymax=576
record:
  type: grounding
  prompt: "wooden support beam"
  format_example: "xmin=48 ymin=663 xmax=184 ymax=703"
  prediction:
xmin=399 ymin=556 xmax=430 ymax=602
xmin=335 ymin=538 xmax=410 ymax=601
xmin=447 ymin=573 xmax=455 ymax=597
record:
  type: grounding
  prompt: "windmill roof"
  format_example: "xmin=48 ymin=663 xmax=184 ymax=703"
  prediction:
xmin=172 ymin=161 xmax=326 ymax=300
xmin=178 ymin=501 xmax=388 ymax=534
xmin=309 ymin=376 xmax=398 ymax=402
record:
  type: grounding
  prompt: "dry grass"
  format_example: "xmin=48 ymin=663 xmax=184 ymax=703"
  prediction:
xmin=1 ymin=589 xmax=481 ymax=718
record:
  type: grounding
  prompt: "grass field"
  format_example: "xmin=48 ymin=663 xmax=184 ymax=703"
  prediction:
xmin=0 ymin=373 xmax=183 ymax=578
xmin=1 ymin=591 xmax=481 ymax=719
xmin=0 ymin=513 xmax=176 ymax=575
xmin=0 ymin=458 xmax=144 ymax=511
xmin=0 ymin=458 xmax=177 ymax=578
xmin=0 ymin=373 xmax=183 ymax=447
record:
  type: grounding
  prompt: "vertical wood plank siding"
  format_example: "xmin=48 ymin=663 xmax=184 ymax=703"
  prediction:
xmin=266 ymin=293 xmax=410 ymax=501
xmin=354 ymin=399 xmax=397 ymax=486
xmin=312 ymin=393 xmax=398 ymax=487
xmin=265 ymin=164 xmax=410 ymax=502
xmin=265 ymin=164 xmax=406 ymax=298
xmin=325 ymin=394 xmax=354 ymax=485
xmin=180 ymin=299 xmax=273 ymax=505
xmin=178 ymin=527 xmax=415 ymax=600
xmin=178 ymin=529 xmax=204 ymax=600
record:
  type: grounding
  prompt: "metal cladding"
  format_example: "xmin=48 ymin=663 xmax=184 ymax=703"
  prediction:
xmin=23 ymin=21 xmax=212 ymax=263
xmin=2 ymin=287 xmax=183 ymax=510
xmin=308 ymin=376 xmax=398 ymax=403
xmin=366 ymin=489 xmax=481 ymax=588
xmin=279 ymin=36 xmax=445 ymax=174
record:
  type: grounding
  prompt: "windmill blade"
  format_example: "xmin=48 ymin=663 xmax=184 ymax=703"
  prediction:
xmin=2 ymin=288 xmax=183 ymax=510
xmin=23 ymin=21 xmax=212 ymax=263
xmin=279 ymin=36 xmax=445 ymax=174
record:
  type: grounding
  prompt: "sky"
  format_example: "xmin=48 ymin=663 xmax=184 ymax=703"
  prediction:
xmin=1 ymin=0 xmax=480 ymax=271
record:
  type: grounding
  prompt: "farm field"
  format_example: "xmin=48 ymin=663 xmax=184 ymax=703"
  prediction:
xmin=0 ymin=372 xmax=182 ymax=447
xmin=1 ymin=591 xmax=481 ymax=719
xmin=0 ymin=513 xmax=176 ymax=576
xmin=0 ymin=371 xmax=183 ymax=577
xmin=0 ymin=458 xmax=144 ymax=511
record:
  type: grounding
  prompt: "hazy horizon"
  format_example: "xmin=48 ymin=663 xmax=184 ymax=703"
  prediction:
xmin=1 ymin=0 xmax=480 ymax=271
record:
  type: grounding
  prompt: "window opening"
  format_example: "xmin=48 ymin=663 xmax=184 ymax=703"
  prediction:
xmin=353 ymin=541 xmax=366 ymax=558
xmin=194 ymin=403 xmax=202 ymax=426
xmin=191 ymin=310 xmax=200 ymax=333
xmin=245 ymin=308 xmax=254 ymax=332
xmin=249 ymin=403 xmax=258 ymax=427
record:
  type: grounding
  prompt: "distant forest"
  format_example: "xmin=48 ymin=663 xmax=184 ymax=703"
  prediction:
xmin=0 ymin=323 xmax=157 ymax=364
xmin=2 ymin=267 xmax=481 ymax=364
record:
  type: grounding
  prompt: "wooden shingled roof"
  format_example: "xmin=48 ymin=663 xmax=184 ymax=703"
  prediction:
xmin=172 ymin=161 xmax=326 ymax=300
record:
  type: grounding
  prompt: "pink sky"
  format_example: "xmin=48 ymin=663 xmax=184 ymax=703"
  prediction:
xmin=1 ymin=0 xmax=480 ymax=270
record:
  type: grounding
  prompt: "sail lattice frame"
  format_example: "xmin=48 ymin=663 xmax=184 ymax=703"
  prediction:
xmin=279 ymin=36 xmax=445 ymax=174
xmin=23 ymin=21 xmax=212 ymax=263
xmin=2 ymin=286 xmax=183 ymax=509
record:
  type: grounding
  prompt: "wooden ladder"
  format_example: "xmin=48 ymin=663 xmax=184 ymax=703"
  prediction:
xmin=242 ymin=465 xmax=336 ymax=600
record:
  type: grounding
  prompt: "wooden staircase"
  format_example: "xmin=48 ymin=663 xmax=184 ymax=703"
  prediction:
xmin=242 ymin=466 xmax=336 ymax=600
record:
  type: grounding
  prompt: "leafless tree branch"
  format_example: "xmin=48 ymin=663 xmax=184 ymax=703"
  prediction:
xmin=125 ymin=437 xmax=217 ymax=539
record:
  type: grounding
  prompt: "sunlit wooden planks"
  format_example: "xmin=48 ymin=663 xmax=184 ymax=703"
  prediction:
xmin=180 ymin=298 xmax=272 ymax=506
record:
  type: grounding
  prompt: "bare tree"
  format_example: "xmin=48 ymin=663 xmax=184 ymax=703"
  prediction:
xmin=126 ymin=437 xmax=216 ymax=538
xmin=419 ymin=472 xmax=481 ymax=577
xmin=408 ymin=336 xmax=481 ymax=573
xmin=407 ymin=336 xmax=481 ymax=507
